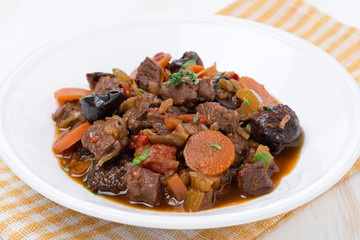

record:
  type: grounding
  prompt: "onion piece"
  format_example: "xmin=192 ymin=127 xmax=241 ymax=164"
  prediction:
xmin=158 ymin=98 xmax=173 ymax=114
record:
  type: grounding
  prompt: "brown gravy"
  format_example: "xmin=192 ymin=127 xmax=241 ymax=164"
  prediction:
xmin=56 ymin=130 xmax=303 ymax=212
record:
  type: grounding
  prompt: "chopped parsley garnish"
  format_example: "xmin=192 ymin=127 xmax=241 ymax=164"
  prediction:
xmin=112 ymin=110 xmax=117 ymax=116
xmin=131 ymin=149 xmax=149 ymax=167
xmin=219 ymin=72 xmax=226 ymax=76
xmin=181 ymin=59 xmax=196 ymax=69
xmin=89 ymin=158 xmax=95 ymax=170
xmin=193 ymin=112 xmax=199 ymax=123
xmin=263 ymin=106 xmax=273 ymax=110
xmin=139 ymin=88 xmax=145 ymax=93
xmin=254 ymin=152 xmax=271 ymax=164
xmin=245 ymin=123 xmax=251 ymax=133
xmin=210 ymin=144 xmax=222 ymax=150
xmin=112 ymin=68 xmax=117 ymax=74
xmin=61 ymin=166 xmax=70 ymax=172
xmin=166 ymin=70 xmax=199 ymax=88
xmin=243 ymin=98 xmax=250 ymax=106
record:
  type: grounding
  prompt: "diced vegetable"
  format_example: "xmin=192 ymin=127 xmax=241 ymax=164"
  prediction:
xmin=205 ymin=63 xmax=220 ymax=78
xmin=69 ymin=159 xmax=92 ymax=177
xmin=177 ymin=114 xmax=209 ymax=125
xmin=178 ymin=168 xmax=190 ymax=187
xmin=167 ymin=173 xmax=188 ymax=201
xmin=153 ymin=52 xmax=172 ymax=68
xmin=54 ymin=88 xmax=92 ymax=105
xmin=184 ymin=65 xmax=207 ymax=78
xmin=148 ymin=81 xmax=160 ymax=96
xmin=123 ymin=84 xmax=131 ymax=98
xmin=219 ymin=78 xmax=235 ymax=92
xmin=119 ymin=96 xmax=138 ymax=113
xmin=170 ymin=124 xmax=189 ymax=142
xmin=254 ymin=144 xmax=274 ymax=170
xmin=189 ymin=172 xmax=220 ymax=192
xmin=184 ymin=130 xmax=235 ymax=176
xmin=238 ymin=77 xmax=277 ymax=106
xmin=182 ymin=123 xmax=198 ymax=135
xmin=131 ymin=79 xmax=141 ymax=95
xmin=183 ymin=188 xmax=204 ymax=212
xmin=158 ymin=98 xmax=173 ymax=114
xmin=184 ymin=188 xmax=214 ymax=212
xmin=113 ymin=68 xmax=131 ymax=82
xmin=180 ymin=59 xmax=196 ymax=69
xmin=164 ymin=117 xmax=182 ymax=130
xmin=235 ymin=89 xmax=263 ymax=121
xmin=97 ymin=149 xmax=120 ymax=167
xmin=79 ymin=90 xmax=126 ymax=123
xmin=53 ymin=122 xmax=91 ymax=154
xmin=136 ymin=144 xmax=179 ymax=174
xmin=57 ymin=111 xmax=82 ymax=129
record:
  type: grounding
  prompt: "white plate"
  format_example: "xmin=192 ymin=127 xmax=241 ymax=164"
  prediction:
xmin=1 ymin=15 xmax=360 ymax=229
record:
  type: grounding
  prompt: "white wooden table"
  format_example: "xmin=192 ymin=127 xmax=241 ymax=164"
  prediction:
xmin=1 ymin=0 xmax=359 ymax=239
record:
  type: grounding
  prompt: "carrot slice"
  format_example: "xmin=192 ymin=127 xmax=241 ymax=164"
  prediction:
xmin=167 ymin=173 xmax=188 ymax=201
xmin=54 ymin=88 xmax=92 ymax=105
xmin=53 ymin=122 xmax=91 ymax=154
xmin=153 ymin=52 xmax=172 ymax=68
xmin=184 ymin=65 xmax=207 ymax=77
xmin=184 ymin=130 xmax=235 ymax=176
xmin=238 ymin=77 xmax=277 ymax=106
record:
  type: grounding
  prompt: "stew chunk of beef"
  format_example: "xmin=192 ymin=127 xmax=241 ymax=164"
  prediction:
xmin=125 ymin=163 xmax=163 ymax=206
xmin=229 ymin=132 xmax=248 ymax=168
xmin=146 ymin=110 xmax=171 ymax=135
xmin=249 ymin=104 xmax=301 ymax=154
xmin=82 ymin=115 xmax=129 ymax=166
xmin=86 ymin=155 xmax=130 ymax=194
xmin=237 ymin=161 xmax=275 ymax=196
xmin=196 ymin=102 xmax=239 ymax=134
xmin=123 ymin=92 xmax=162 ymax=133
xmin=135 ymin=57 xmax=162 ymax=91
xmin=93 ymin=76 xmax=122 ymax=95
xmin=159 ymin=80 xmax=214 ymax=107
xmin=52 ymin=101 xmax=84 ymax=129
xmin=86 ymin=72 xmax=115 ymax=91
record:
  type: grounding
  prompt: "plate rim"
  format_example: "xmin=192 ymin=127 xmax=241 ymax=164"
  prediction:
xmin=1 ymin=14 xmax=360 ymax=229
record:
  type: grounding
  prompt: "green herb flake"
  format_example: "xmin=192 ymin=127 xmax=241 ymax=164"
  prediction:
xmin=131 ymin=149 xmax=149 ymax=167
xmin=181 ymin=59 xmax=196 ymax=69
xmin=263 ymin=106 xmax=273 ymax=110
xmin=243 ymin=98 xmax=250 ymax=106
xmin=245 ymin=123 xmax=251 ymax=133
xmin=112 ymin=110 xmax=117 ymax=116
xmin=210 ymin=144 xmax=222 ymax=150
xmin=89 ymin=158 xmax=95 ymax=170
xmin=166 ymin=70 xmax=198 ymax=88
xmin=193 ymin=112 xmax=199 ymax=123
xmin=139 ymin=88 xmax=145 ymax=93
xmin=61 ymin=166 xmax=70 ymax=172
xmin=254 ymin=152 xmax=271 ymax=164
xmin=112 ymin=68 xmax=117 ymax=74
xmin=219 ymin=72 xmax=226 ymax=76
xmin=185 ymin=70 xmax=198 ymax=84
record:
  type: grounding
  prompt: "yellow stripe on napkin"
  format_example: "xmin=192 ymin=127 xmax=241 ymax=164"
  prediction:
xmin=1 ymin=0 xmax=360 ymax=239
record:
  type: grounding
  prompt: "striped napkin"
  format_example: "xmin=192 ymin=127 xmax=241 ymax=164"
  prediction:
xmin=1 ymin=0 xmax=360 ymax=239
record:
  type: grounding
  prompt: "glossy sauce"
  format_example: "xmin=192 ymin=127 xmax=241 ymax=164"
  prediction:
xmin=56 ymin=128 xmax=304 ymax=212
